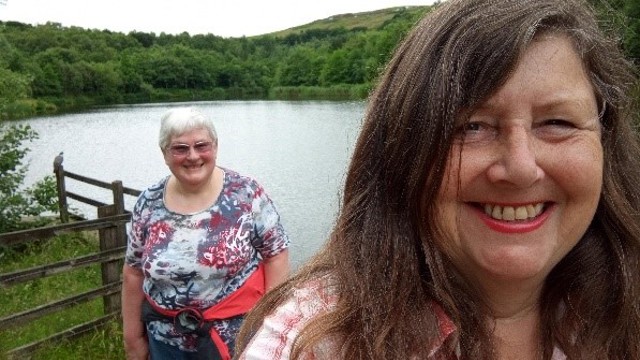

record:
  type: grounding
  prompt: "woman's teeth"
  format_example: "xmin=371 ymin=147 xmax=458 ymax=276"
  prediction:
xmin=483 ymin=203 xmax=544 ymax=221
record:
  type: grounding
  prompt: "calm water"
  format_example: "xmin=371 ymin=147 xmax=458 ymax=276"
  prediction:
xmin=18 ymin=100 xmax=366 ymax=268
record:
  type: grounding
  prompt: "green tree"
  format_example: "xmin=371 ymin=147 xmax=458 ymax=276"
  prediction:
xmin=624 ymin=0 xmax=640 ymax=61
xmin=0 ymin=67 xmax=31 ymax=101
xmin=89 ymin=61 xmax=124 ymax=101
xmin=277 ymin=47 xmax=325 ymax=86
xmin=0 ymin=5 xmax=437 ymax=109
xmin=0 ymin=67 xmax=32 ymax=119
xmin=0 ymin=124 xmax=58 ymax=233
xmin=320 ymin=47 xmax=367 ymax=85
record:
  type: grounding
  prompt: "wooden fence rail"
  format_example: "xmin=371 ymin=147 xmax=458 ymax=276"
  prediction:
xmin=0 ymin=154 xmax=141 ymax=358
xmin=54 ymin=153 xmax=140 ymax=222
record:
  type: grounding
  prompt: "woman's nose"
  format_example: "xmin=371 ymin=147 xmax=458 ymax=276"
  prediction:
xmin=486 ymin=128 xmax=543 ymax=187
xmin=186 ymin=146 xmax=199 ymax=159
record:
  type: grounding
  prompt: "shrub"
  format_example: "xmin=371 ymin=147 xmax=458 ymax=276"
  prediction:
xmin=0 ymin=123 xmax=59 ymax=233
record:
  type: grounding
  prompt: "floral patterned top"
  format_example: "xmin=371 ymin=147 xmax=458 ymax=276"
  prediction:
xmin=125 ymin=167 xmax=290 ymax=352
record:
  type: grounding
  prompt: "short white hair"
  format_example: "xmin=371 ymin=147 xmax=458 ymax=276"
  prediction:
xmin=158 ymin=107 xmax=218 ymax=150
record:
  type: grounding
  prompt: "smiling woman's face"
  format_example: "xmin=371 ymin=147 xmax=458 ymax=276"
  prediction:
xmin=435 ymin=35 xmax=603 ymax=290
xmin=163 ymin=127 xmax=217 ymax=189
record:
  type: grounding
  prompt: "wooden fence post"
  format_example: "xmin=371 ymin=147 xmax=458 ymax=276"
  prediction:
xmin=112 ymin=180 xmax=125 ymax=218
xmin=97 ymin=180 xmax=127 ymax=314
xmin=112 ymin=180 xmax=127 ymax=250
xmin=53 ymin=153 xmax=69 ymax=223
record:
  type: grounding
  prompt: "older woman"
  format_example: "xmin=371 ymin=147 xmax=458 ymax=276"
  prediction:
xmin=235 ymin=0 xmax=640 ymax=359
xmin=122 ymin=107 xmax=290 ymax=360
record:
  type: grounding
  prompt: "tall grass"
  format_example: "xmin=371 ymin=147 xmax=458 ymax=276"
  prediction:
xmin=0 ymin=99 xmax=57 ymax=121
xmin=0 ymin=232 xmax=124 ymax=359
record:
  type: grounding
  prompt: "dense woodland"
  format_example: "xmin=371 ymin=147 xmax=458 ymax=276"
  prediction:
xmin=0 ymin=1 xmax=637 ymax=120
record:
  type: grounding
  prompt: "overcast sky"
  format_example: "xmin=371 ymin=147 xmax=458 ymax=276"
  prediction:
xmin=0 ymin=0 xmax=437 ymax=38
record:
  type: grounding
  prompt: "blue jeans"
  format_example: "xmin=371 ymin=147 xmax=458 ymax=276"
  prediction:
xmin=147 ymin=335 xmax=199 ymax=360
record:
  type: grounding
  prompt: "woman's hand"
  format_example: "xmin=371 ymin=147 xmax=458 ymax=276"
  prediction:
xmin=124 ymin=335 xmax=149 ymax=360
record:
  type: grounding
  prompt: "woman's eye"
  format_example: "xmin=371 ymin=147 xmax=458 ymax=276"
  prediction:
xmin=464 ymin=122 xmax=483 ymax=132
xmin=535 ymin=118 xmax=579 ymax=140
xmin=456 ymin=121 xmax=486 ymax=134
xmin=455 ymin=121 xmax=495 ymax=143
xmin=542 ymin=119 xmax=575 ymax=127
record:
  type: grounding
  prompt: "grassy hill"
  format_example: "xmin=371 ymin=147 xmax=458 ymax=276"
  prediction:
xmin=268 ymin=6 xmax=430 ymax=37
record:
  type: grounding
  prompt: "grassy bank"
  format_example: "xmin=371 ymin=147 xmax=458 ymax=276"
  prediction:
xmin=1 ymin=232 xmax=124 ymax=359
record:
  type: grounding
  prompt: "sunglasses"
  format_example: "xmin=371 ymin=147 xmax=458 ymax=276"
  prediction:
xmin=167 ymin=141 xmax=213 ymax=157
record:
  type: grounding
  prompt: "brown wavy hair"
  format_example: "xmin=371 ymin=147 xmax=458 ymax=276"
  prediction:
xmin=236 ymin=0 xmax=640 ymax=358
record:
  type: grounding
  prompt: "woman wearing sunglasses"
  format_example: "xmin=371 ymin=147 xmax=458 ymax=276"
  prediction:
xmin=122 ymin=107 xmax=290 ymax=360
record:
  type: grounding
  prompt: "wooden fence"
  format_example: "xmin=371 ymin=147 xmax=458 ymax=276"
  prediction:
xmin=0 ymin=154 xmax=141 ymax=358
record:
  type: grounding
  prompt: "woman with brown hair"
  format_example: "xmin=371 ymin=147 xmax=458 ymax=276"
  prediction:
xmin=235 ymin=0 xmax=640 ymax=359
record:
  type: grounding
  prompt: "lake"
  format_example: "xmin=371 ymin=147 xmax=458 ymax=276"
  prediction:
xmin=18 ymin=100 xmax=366 ymax=269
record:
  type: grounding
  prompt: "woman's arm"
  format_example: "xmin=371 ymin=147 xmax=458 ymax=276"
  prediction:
xmin=121 ymin=264 xmax=148 ymax=360
xmin=263 ymin=249 xmax=289 ymax=291
xmin=249 ymin=180 xmax=291 ymax=291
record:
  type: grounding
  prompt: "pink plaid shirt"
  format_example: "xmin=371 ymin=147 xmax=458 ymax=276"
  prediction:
xmin=238 ymin=278 xmax=568 ymax=359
